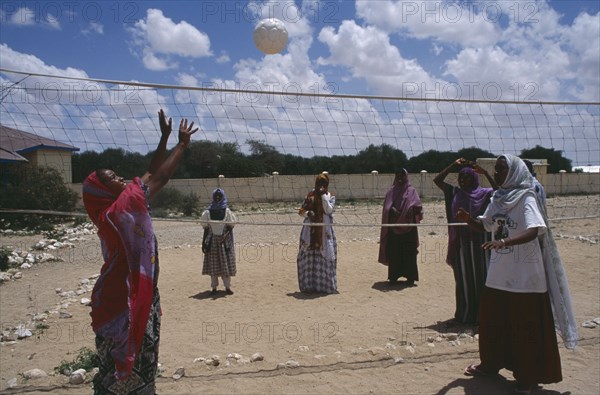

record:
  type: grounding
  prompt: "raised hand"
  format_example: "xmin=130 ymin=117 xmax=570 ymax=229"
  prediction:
xmin=178 ymin=118 xmax=199 ymax=147
xmin=455 ymin=157 xmax=467 ymax=166
xmin=158 ymin=109 xmax=172 ymax=139
xmin=472 ymin=163 xmax=485 ymax=174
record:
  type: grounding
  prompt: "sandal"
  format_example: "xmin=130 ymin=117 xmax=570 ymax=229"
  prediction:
xmin=464 ymin=364 xmax=497 ymax=377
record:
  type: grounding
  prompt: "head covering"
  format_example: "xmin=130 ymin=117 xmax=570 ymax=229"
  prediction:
xmin=299 ymin=173 xmax=331 ymax=249
xmin=446 ymin=167 xmax=493 ymax=266
xmin=490 ymin=154 xmax=578 ymax=349
xmin=208 ymin=188 xmax=228 ymax=210
xmin=490 ymin=154 xmax=534 ymax=210
xmin=82 ymin=171 xmax=119 ymax=226
xmin=378 ymin=169 xmax=423 ymax=264
xmin=383 ymin=169 xmax=423 ymax=228
xmin=83 ymin=171 xmax=156 ymax=379
xmin=315 ymin=173 xmax=329 ymax=187
xmin=208 ymin=188 xmax=228 ymax=221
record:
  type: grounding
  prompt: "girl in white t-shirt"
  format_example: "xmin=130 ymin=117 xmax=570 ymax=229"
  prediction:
xmin=456 ymin=154 xmax=577 ymax=395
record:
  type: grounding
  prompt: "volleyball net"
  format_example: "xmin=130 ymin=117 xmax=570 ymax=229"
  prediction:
xmin=1 ymin=68 xmax=599 ymax=228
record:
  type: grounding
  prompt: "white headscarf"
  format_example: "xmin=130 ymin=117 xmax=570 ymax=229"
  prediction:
xmin=489 ymin=154 xmax=534 ymax=210
xmin=491 ymin=154 xmax=578 ymax=349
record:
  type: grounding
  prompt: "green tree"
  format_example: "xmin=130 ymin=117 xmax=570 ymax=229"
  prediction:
xmin=520 ymin=145 xmax=573 ymax=173
xmin=457 ymin=147 xmax=496 ymax=162
xmin=0 ymin=166 xmax=79 ymax=230
xmin=247 ymin=139 xmax=285 ymax=175
xmin=355 ymin=144 xmax=408 ymax=173
xmin=72 ymin=148 xmax=146 ymax=182
xmin=407 ymin=150 xmax=456 ymax=173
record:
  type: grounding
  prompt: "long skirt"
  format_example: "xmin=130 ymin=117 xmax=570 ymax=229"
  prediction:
xmin=93 ymin=290 xmax=161 ymax=395
xmin=386 ymin=228 xmax=419 ymax=282
xmin=452 ymin=234 xmax=490 ymax=324
xmin=478 ymin=287 xmax=562 ymax=385
xmin=202 ymin=233 xmax=236 ymax=277
xmin=297 ymin=242 xmax=337 ymax=294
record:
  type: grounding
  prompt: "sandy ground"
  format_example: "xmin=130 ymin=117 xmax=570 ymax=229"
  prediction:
xmin=0 ymin=196 xmax=598 ymax=394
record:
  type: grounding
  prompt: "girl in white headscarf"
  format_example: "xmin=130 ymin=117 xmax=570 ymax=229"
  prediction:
xmin=456 ymin=154 xmax=577 ymax=395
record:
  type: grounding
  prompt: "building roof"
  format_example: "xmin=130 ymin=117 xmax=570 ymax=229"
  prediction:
xmin=0 ymin=147 xmax=28 ymax=162
xmin=0 ymin=124 xmax=79 ymax=163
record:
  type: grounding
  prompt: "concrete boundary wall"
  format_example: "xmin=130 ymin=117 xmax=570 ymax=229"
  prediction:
xmin=71 ymin=173 xmax=599 ymax=205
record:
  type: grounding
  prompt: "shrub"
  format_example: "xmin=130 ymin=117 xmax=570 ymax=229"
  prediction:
xmin=54 ymin=347 xmax=98 ymax=375
xmin=151 ymin=208 xmax=169 ymax=218
xmin=0 ymin=166 xmax=79 ymax=231
xmin=151 ymin=187 xmax=184 ymax=211
xmin=180 ymin=192 xmax=200 ymax=216
xmin=0 ymin=247 xmax=10 ymax=271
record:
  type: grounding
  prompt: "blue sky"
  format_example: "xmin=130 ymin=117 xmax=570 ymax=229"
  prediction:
xmin=0 ymin=1 xmax=599 ymax=164
xmin=1 ymin=0 xmax=598 ymax=99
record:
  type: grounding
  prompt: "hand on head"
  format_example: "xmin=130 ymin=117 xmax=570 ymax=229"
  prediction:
xmin=472 ymin=163 xmax=485 ymax=174
xmin=455 ymin=158 xmax=466 ymax=166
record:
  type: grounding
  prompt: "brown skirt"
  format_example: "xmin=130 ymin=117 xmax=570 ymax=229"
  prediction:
xmin=478 ymin=287 xmax=562 ymax=385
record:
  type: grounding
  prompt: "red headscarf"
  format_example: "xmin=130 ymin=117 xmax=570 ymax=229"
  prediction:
xmin=83 ymin=171 xmax=156 ymax=380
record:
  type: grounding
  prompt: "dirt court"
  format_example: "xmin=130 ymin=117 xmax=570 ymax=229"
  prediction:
xmin=0 ymin=196 xmax=598 ymax=394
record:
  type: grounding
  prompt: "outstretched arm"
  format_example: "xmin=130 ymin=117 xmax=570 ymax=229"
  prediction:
xmin=146 ymin=109 xmax=172 ymax=176
xmin=434 ymin=158 xmax=464 ymax=191
xmin=482 ymin=227 xmax=539 ymax=250
xmin=455 ymin=207 xmax=485 ymax=233
xmin=145 ymin=118 xmax=198 ymax=200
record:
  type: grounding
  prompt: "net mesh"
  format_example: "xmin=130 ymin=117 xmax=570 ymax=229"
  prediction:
xmin=1 ymin=68 xmax=598 ymax=227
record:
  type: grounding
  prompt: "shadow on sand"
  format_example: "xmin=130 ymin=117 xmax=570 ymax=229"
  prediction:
xmin=435 ymin=376 xmax=570 ymax=395
xmin=371 ymin=280 xmax=417 ymax=292
xmin=286 ymin=291 xmax=337 ymax=300
xmin=190 ymin=290 xmax=229 ymax=300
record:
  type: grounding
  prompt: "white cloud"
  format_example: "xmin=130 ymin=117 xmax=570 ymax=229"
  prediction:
xmin=345 ymin=0 xmax=599 ymax=101
xmin=443 ymin=4 xmax=599 ymax=101
xmin=445 ymin=46 xmax=563 ymax=100
xmin=82 ymin=22 xmax=104 ymax=36
xmin=248 ymin=0 xmax=312 ymax=38
xmin=0 ymin=43 xmax=86 ymax=79
xmin=0 ymin=44 xmax=172 ymax=153
xmin=176 ymin=73 xmax=200 ymax=87
xmin=563 ymin=12 xmax=600 ymax=101
xmin=355 ymin=0 xmax=500 ymax=47
xmin=317 ymin=20 xmax=436 ymax=96
xmin=7 ymin=7 xmax=61 ymax=30
xmin=141 ymin=50 xmax=177 ymax=71
xmin=128 ymin=8 xmax=212 ymax=70
xmin=216 ymin=53 xmax=231 ymax=64
xmin=233 ymin=33 xmax=324 ymax=91
xmin=230 ymin=2 xmax=322 ymax=91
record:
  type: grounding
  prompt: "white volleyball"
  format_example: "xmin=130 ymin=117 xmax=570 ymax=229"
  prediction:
xmin=253 ymin=18 xmax=288 ymax=55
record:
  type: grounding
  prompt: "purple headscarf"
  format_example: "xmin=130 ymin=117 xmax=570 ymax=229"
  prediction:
xmin=378 ymin=170 xmax=423 ymax=264
xmin=447 ymin=167 xmax=493 ymax=266
xmin=208 ymin=188 xmax=228 ymax=221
